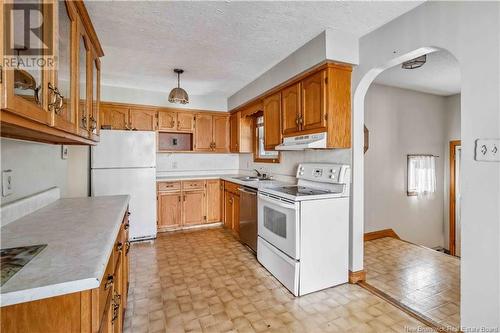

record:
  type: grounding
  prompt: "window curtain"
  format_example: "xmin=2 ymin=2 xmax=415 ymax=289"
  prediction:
xmin=408 ymin=155 xmax=437 ymax=196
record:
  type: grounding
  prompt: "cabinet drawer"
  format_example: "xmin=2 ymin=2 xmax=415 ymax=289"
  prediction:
xmin=182 ymin=180 xmax=206 ymax=191
xmin=98 ymin=255 xmax=115 ymax=325
xmin=224 ymin=181 xmax=239 ymax=195
xmin=157 ymin=181 xmax=181 ymax=192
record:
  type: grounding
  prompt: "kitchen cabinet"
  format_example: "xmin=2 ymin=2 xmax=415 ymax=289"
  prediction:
xmin=158 ymin=110 xmax=177 ymax=130
xmin=157 ymin=179 xmax=224 ymax=231
xmin=1 ymin=0 xmax=104 ymax=145
xmin=158 ymin=192 xmax=182 ymax=230
xmin=281 ymin=82 xmax=301 ymax=135
xmin=224 ymin=191 xmax=234 ymax=229
xmin=229 ymin=111 xmax=253 ymax=153
xmin=263 ymin=92 xmax=282 ymax=150
xmin=177 ymin=112 xmax=195 ymax=131
xmin=100 ymin=104 xmax=130 ymax=130
xmin=301 ymin=69 xmax=326 ymax=131
xmin=0 ymin=209 xmax=130 ymax=333
xmin=183 ymin=190 xmax=206 ymax=226
xmin=194 ymin=113 xmax=230 ymax=152
xmin=194 ymin=113 xmax=213 ymax=151
xmin=206 ymin=179 xmax=223 ymax=223
xmin=129 ymin=107 xmax=157 ymax=131
xmin=223 ymin=181 xmax=240 ymax=235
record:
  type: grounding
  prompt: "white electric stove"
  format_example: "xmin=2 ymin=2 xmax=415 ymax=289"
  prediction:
xmin=257 ymin=163 xmax=350 ymax=296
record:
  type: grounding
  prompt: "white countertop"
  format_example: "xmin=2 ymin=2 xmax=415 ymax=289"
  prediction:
xmin=157 ymin=174 xmax=290 ymax=190
xmin=0 ymin=195 xmax=130 ymax=307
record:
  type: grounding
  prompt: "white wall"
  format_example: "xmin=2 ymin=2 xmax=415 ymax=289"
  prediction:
xmin=443 ymin=94 xmax=461 ymax=251
xmin=156 ymin=153 xmax=239 ymax=178
xmin=228 ymin=29 xmax=359 ymax=110
xmin=351 ymin=2 xmax=500 ymax=327
xmin=0 ymin=139 xmax=89 ymax=206
xmin=101 ymin=85 xmax=228 ymax=111
xmin=239 ymin=149 xmax=351 ymax=183
xmin=364 ymin=84 xmax=450 ymax=248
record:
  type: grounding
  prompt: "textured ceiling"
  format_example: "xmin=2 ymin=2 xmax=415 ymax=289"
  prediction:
xmin=86 ymin=1 xmax=424 ymax=98
xmin=374 ymin=51 xmax=461 ymax=96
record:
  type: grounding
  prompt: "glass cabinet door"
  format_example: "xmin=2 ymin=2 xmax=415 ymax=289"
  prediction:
xmin=52 ymin=0 xmax=76 ymax=132
xmin=78 ymin=32 xmax=89 ymax=133
xmin=91 ymin=58 xmax=100 ymax=137
xmin=4 ymin=0 xmax=53 ymax=124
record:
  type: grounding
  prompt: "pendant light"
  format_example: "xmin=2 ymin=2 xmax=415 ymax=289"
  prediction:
xmin=401 ymin=55 xmax=427 ymax=69
xmin=168 ymin=69 xmax=189 ymax=104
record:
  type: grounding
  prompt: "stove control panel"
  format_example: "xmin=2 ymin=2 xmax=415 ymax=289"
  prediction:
xmin=296 ymin=163 xmax=350 ymax=184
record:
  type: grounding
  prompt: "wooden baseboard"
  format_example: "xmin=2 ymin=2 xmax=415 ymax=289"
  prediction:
xmin=348 ymin=270 xmax=366 ymax=284
xmin=364 ymin=228 xmax=400 ymax=242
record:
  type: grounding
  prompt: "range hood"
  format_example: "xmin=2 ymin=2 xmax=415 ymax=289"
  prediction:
xmin=275 ymin=132 xmax=327 ymax=150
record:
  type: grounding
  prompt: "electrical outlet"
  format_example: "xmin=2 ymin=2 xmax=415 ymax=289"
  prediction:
xmin=61 ymin=145 xmax=69 ymax=159
xmin=2 ymin=170 xmax=13 ymax=197
xmin=475 ymin=139 xmax=500 ymax=162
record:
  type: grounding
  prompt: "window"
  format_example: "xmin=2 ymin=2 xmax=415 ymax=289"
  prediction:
xmin=254 ymin=116 xmax=279 ymax=163
xmin=407 ymin=155 xmax=437 ymax=196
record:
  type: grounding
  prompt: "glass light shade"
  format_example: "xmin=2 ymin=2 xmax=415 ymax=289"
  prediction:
xmin=168 ymin=87 xmax=189 ymax=104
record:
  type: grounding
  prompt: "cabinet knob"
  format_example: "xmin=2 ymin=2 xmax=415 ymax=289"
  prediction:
xmin=104 ymin=274 xmax=114 ymax=290
xmin=116 ymin=241 xmax=123 ymax=252
xmin=126 ymin=241 xmax=131 ymax=254
xmin=124 ymin=223 xmax=130 ymax=230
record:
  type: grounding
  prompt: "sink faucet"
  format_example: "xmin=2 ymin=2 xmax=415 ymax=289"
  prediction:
xmin=254 ymin=169 xmax=263 ymax=177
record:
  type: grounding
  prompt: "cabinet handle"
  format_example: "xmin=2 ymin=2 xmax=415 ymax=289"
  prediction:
xmin=90 ymin=116 xmax=97 ymax=131
xmin=111 ymin=291 xmax=121 ymax=322
xmin=48 ymin=83 xmax=64 ymax=115
xmin=126 ymin=241 xmax=131 ymax=254
xmin=104 ymin=274 xmax=114 ymax=290
xmin=183 ymin=195 xmax=186 ymax=202
xmin=124 ymin=223 xmax=130 ymax=230
xmin=116 ymin=241 xmax=123 ymax=252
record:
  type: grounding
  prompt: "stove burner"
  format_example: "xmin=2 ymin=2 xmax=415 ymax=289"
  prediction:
xmin=272 ymin=186 xmax=330 ymax=196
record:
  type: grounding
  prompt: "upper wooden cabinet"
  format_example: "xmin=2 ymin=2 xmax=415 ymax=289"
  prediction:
xmin=263 ymin=92 xmax=282 ymax=150
xmin=177 ymin=112 xmax=195 ymax=131
xmin=301 ymin=70 xmax=327 ymax=131
xmin=281 ymin=83 xmax=301 ymax=135
xmin=158 ymin=110 xmax=194 ymax=132
xmin=0 ymin=0 xmax=103 ymax=145
xmin=229 ymin=111 xmax=253 ymax=153
xmin=194 ymin=113 xmax=229 ymax=152
xmin=100 ymin=104 xmax=130 ymax=130
xmin=129 ymin=107 xmax=157 ymax=131
xmin=158 ymin=110 xmax=177 ymax=130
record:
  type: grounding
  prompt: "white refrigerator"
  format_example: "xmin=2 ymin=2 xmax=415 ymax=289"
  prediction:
xmin=91 ymin=130 xmax=157 ymax=241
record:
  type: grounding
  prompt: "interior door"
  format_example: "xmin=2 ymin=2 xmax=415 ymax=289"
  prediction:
xmin=194 ymin=114 xmax=213 ymax=151
xmin=301 ymin=70 xmax=326 ymax=131
xmin=263 ymin=92 xmax=282 ymax=150
xmin=183 ymin=191 xmax=206 ymax=225
xmin=281 ymin=83 xmax=301 ymax=135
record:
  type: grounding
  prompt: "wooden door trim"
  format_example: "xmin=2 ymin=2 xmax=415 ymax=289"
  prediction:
xmin=449 ymin=140 xmax=461 ymax=256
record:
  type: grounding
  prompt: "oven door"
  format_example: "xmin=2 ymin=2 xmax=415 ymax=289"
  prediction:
xmin=258 ymin=193 xmax=300 ymax=259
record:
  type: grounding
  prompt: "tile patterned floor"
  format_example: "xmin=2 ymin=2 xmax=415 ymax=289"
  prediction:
xmin=124 ymin=228 xmax=433 ymax=333
xmin=364 ymin=237 xmax=460 ymax=331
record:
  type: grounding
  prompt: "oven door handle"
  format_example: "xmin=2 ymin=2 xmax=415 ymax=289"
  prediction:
xmin=258 ymin=193 xmax=297 ymax=210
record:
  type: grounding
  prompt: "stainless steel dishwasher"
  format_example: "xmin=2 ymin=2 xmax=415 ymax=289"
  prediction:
xmin=238 ymin=186 xmax=258 ymax=253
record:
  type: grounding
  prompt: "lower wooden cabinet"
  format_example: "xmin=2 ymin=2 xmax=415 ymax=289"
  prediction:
xmin=223 ymin=181 xmax=240 ymax=237
xmin=0 ymin=210 xmax=130 ymax=333
xmin=157 ymin=179 xmax=223 ymax=231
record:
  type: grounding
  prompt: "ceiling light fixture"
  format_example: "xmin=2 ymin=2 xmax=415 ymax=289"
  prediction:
xmin=168 ymin=69 xmax=189 ymax=104
xmin=401 ymin=55 xmax=427 ymax=69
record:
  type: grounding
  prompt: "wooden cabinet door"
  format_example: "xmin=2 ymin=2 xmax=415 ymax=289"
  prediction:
xmin=158 ymin=111 xmax=177 ymax=130
xmin=158 ymin=192 xmax=182 ymax=229
xmin=301 ymin=70 xmax=326 ymax=131
xmin=206 ymin=179 xmax=222 ymax=223
xmin=224 ymin=191 xmax=233 ymax=229
xmin=177 ymin=112 xmax=195 ymax=132
xmin=183 ymin=191 xmax=206 ymax=226
xmin=129 ymin=108 xmax=157 ymax=131
xmin=229 ymin=112 xmax=240 ymax=152
xmin=281 ymin=83 xmax=301 ymax=135
xmin=232 ymin=194 xmax=240 ymax=236
xmin=263 ymin=92 xmax=282 ymax=150
xmin=100 ymin=104 xmax=130 ymax=130
xmin=194 ymin=114 xmax=213 ymax=151
xmin=112 ymin=258 xmax=122 ymax=333
xmin=213 ymin=115 xmax=230 ymax=152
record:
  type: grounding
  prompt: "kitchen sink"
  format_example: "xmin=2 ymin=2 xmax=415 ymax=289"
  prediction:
xmin=233 ymin=176 xmax=272 ymax=182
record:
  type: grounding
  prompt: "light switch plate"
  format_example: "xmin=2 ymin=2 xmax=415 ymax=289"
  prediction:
xmin=475 ymin=139 xmax=500 ymax=162
xmin=2 ymin=170 xmax=13 ymax=197
xmin=61 ymin=145 xmax=69 ymax=159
